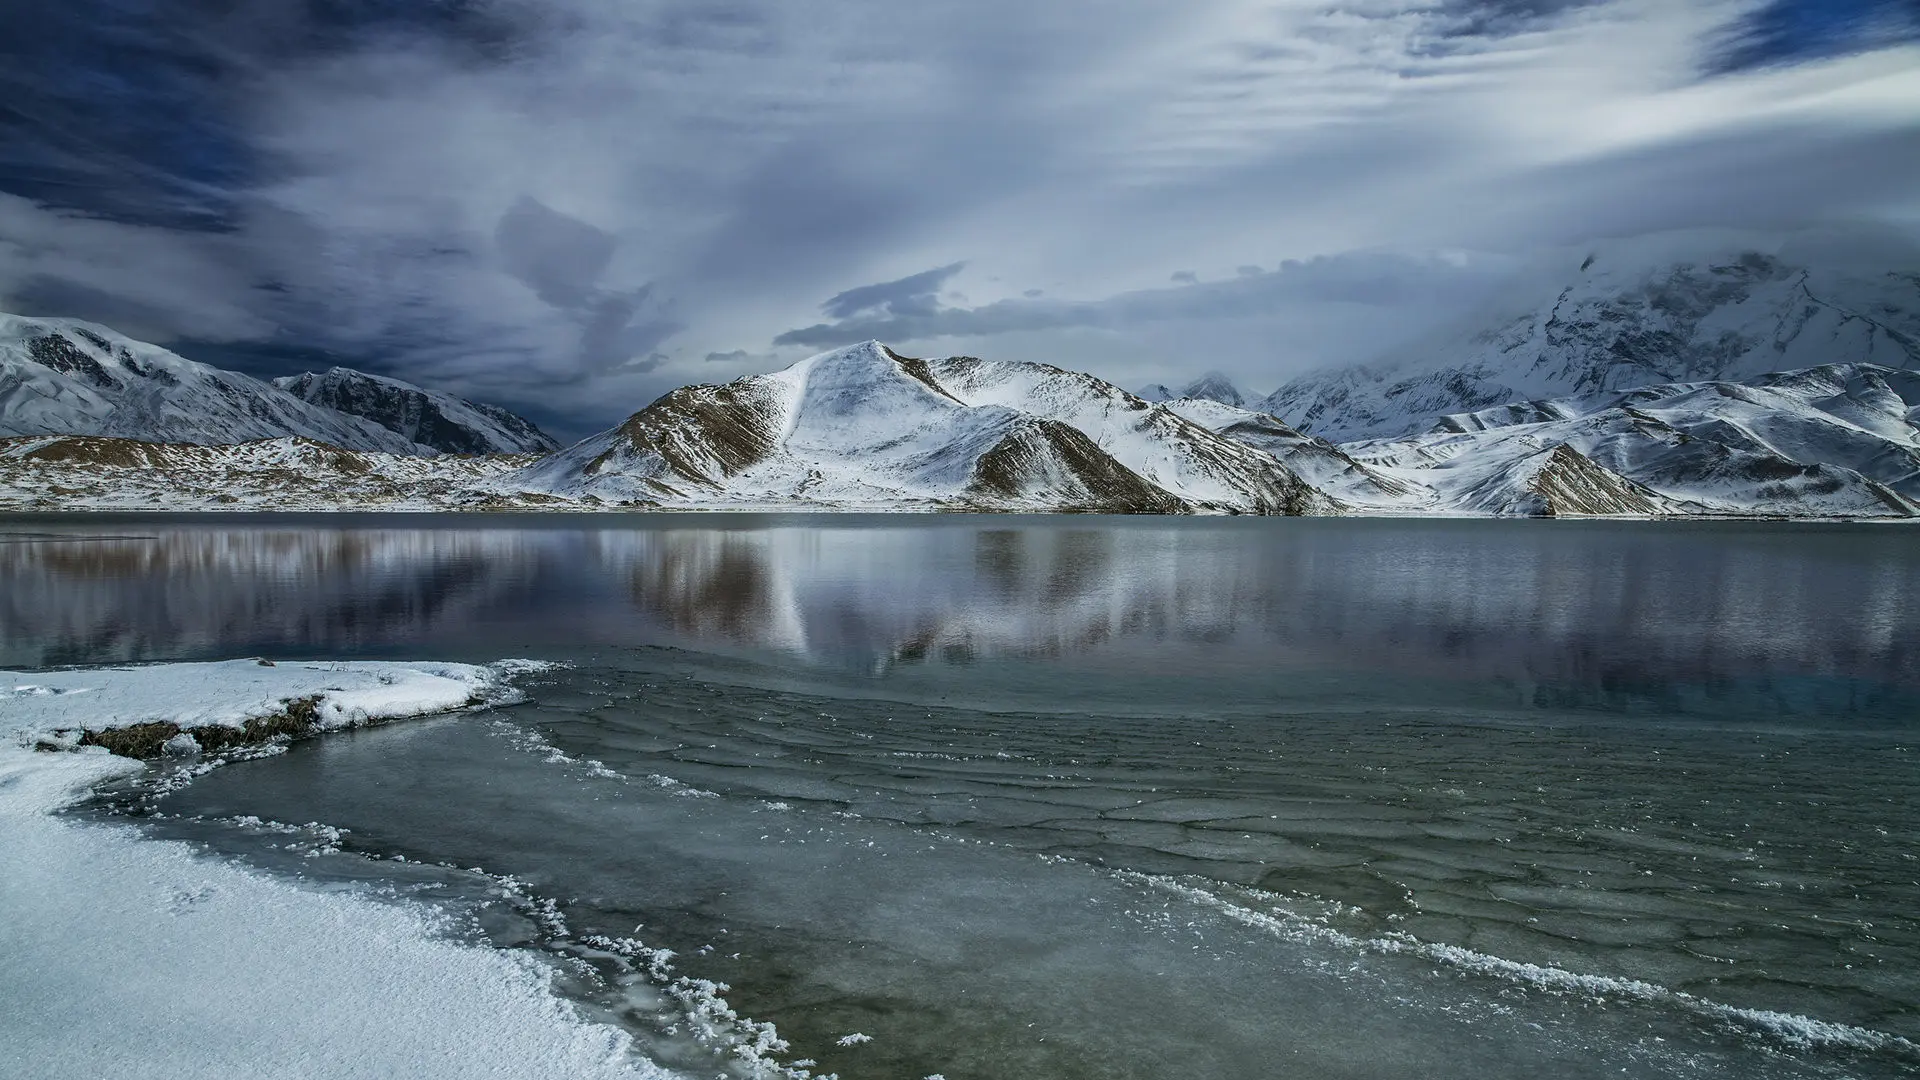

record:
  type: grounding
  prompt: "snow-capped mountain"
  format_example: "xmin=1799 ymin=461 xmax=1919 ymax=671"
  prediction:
xmin=3 ymin=315 xmax=1914 ymax=519
xmin=274 ymin=368 xmax=559 ymax=455
xmin=1343 ymin=363 xmax=1920 ymax=518
xmin=1137 ymin=371 xmax=1250 ymax=407
xmin=1259 ymin=228 xmax=1920 ymax=443
xmin=0 ymin=314 xmax=426 ymax=453
xmin=517 ymin=341 xmax=1328 ymax=514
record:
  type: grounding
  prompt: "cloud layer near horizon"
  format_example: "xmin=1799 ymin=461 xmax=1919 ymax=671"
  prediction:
xmin=1 ymin=1 xmax=1917 ymax=437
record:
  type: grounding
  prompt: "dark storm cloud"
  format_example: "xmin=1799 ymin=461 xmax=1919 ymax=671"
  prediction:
xmin=579 ymin=286 xmax=685 ymax=370
xmin=820 ymin=263 xmax=968 ymax=319
xmin=0 ymin=1 xmax=523 ymax=229
xmin=494 ymin=197 xmax=618 ymax=309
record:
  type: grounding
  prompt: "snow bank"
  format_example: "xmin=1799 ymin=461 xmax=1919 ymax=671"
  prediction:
xmin=0 ymin=658 xmax=675 ymax=1080
xmin=3 ymin=658 xmax=506 ymax=742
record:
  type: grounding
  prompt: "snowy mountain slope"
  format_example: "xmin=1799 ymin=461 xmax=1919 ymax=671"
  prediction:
xmin=1429 ymin=443 xmax=1670 ymax=518
xmin=1347 ymin=363 xmax=1920 ymax=518
xmin=275 ymin=368 xmax=559 ymax=455
xmin=515 ymin=342 xmax=1211 ymax=512
xmin=1160 ymin=397 xmax=1427 ymax=510
xmin=0 ymin=315 xmax=427 ymax=453
xmin=1260 ymin=228 xmax=1920 ymax=442
xmin=0 ymin=434 xmax=539 ymax=511
xmin=923 ymin=356 xmax=1327 ymax=513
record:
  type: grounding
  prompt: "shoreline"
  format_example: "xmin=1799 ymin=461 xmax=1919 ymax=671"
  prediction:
xmin=1 ymin=659 xmax=677 ymax=1080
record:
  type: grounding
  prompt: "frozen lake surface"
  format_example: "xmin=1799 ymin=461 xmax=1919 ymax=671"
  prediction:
xmin=5 ymin=514 xmax=1917 ymax=1078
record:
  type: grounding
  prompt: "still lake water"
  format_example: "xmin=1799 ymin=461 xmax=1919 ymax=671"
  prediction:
xmin=5 ymin=514 xmax=1917 ymax=1079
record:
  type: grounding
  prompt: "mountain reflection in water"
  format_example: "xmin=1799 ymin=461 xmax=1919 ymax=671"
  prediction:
xmin=3 ymin=515 xmax=1915 ymax=720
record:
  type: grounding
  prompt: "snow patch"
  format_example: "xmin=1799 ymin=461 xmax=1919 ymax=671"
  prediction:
xmin=0 ymin=658 xmax=671 ymax=1080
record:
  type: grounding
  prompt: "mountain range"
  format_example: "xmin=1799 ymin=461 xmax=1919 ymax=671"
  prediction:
xmin=514 ymin=342 xmax=1326 ymax=514
xmin=1255 ymin=228 xmax=1920 ymax=442
xmin=0 ymin=314 xmax=557 ymax=456
xmin=0 ymin=227 xmax=1915 ymax=518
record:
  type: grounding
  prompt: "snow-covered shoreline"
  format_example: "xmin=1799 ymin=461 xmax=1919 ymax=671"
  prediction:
xmin=0 ymin=659 xmax=675 ymax=1080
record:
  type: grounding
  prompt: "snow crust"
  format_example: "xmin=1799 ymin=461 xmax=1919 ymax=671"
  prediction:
xmin=3 ymin=658 xmax=503 ymax=737
xmin=0 ymin=434 xmax=531 ymax=511
xmin=0 ymin=658 xmax=670 ymax=1080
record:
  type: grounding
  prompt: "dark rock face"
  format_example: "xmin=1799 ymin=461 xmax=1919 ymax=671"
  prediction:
xmin=27 ymin=334 xmax=119 ymax=390
xmin=275 ymin=369 xmax=559 ymax=455
xmin=601 ymin=380 xmax=789 ymax=485
xmin=1526 ymin=444 xmax=1665 ymax=517
xmin=966 ymin=420 xmax=1187 ymax=513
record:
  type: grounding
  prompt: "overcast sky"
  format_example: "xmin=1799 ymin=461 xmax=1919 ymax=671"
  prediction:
xmin=2 ymin=1 xmax=1917 ymax=439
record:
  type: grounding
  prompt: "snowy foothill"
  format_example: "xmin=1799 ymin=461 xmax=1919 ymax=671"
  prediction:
xmin=0 ymin=658 xmax=678 ymax=1080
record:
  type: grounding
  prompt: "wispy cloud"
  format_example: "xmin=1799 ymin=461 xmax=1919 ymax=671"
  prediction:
xmin=773 ymin=250 xmax=1516 ymax=349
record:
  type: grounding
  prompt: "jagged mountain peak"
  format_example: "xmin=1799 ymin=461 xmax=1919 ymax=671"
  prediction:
xmin=273 ymin=366 xmax=559 ymax=456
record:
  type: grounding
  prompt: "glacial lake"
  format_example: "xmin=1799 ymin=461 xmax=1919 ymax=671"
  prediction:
xmin=5 ymin=513 xmax=1918 ymax=1079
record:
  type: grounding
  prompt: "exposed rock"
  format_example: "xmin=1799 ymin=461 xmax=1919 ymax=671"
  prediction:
xmin=275 ymin=368 xmax=558 ymax=455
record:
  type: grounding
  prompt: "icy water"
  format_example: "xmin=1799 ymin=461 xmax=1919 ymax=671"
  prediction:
xmin=5 ymin=514 xmax=1919 ymax=1079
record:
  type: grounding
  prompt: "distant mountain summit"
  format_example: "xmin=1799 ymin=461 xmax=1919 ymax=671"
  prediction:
xmin=1259 ymin=227 xmax=1920 ymax=442
xmin=1136 ymin=371 xmax=1250 ymax=407
xmin=274 ymin=368 xmax=558 ymax=455
xmin=1179 ymin=371 xmax=1250 ymax=408
xmin=0 ymin=314 xmax=422 ymax=453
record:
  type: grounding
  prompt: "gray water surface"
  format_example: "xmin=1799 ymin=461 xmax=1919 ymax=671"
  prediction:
xmin=8 ymin=514 xmax=1917 ymax=1078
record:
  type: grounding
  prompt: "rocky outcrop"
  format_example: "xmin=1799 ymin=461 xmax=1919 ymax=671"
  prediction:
xmin=275 ymin=368 xmax=558 ymax=455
